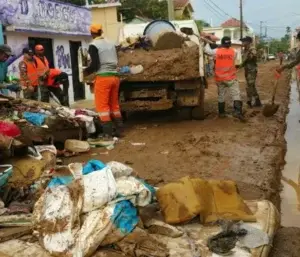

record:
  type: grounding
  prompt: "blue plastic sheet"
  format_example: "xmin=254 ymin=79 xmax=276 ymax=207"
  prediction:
xmin=48 ymin=160 xmax=106 ymax=188
xmin=111 ymin=200 xmax=139 ymax=235
xmin=23 ymin=112 xmax=47 ymax=126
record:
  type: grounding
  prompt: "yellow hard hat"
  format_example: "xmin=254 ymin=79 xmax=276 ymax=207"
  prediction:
xmin=90 ymin=24 xmax=103 ymax=34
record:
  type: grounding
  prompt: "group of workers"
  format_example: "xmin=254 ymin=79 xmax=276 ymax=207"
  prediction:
xmin=204 ymin=35 xmax=261 ymax=121
xmin=205 ymin=31 xmax=300 ymax=121
xmin=0 ymin=44 xmax=69 ymax=106
xmin=1 ymin=24 xmax=300 ymax=139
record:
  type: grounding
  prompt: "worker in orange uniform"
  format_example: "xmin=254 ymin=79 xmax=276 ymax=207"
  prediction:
xmin=47 ymin=68 xmax=69 ymax=106
xmin=34 ymin=44 xmax=50 ymax=102
xmin=84 ymin=24 xmax=123 ymax=138
xmin=204 ymin=36 xmax=245 ymax=121
xmin=19 ymin=48 xmax=39 ymax=100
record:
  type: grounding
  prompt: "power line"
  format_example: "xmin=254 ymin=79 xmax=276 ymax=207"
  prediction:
xmin=203 ymin=0 xmax=226 ymax=20
xmin=206 ymin=0 xmax=234 ymax=19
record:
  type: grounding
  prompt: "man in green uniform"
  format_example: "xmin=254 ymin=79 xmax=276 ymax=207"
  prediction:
xmin=240 ymin=36 xmax=262 ymax=108
xmin=277 ymin=31 xmax=300 ymax=74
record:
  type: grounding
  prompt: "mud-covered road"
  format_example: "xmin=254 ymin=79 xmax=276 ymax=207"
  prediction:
xmin=71 ymin=61 xmax=289 ymax=208
xmin=70 ymin=61 xmax=299 ymax=256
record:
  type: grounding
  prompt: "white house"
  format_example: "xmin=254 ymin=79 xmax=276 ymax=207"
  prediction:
xmin=203 ymin=18 xmax=256 ymax=65
xmin=0 ymin=0 xmax=93 ymax=104
xmin=203 ymin=18 xmax=255 ymax=45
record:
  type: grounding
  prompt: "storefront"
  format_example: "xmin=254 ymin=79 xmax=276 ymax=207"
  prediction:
xmin=0 ymin=0 xmax=93 ymax=104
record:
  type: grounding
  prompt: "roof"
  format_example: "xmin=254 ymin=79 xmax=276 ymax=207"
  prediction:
xmin=221 ymin=18 xmax=247 ymax=28
xmin=173 ymin=0 xmax=194 ymax=11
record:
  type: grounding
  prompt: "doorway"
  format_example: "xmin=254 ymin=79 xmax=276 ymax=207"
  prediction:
xmin=69 ymin=41 xmax=85 ymax=101
xmin=28 ymin=37 xmax=54 ymax=68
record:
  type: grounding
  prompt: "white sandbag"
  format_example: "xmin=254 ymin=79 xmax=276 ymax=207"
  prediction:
xmin=106 ymin=161 xmax=133 ymax=178
xmin=68 ymin=163 xmax=118 ymax=213
xmin=33 ymin=181 xmax=83 ymax=257
xmin=116 ymin=176 xmax=153 ymax=207
xmin=73 ymin=205 xmax=114 ymax=257
xmin=82 ymin=166 xmax=117 ymax=213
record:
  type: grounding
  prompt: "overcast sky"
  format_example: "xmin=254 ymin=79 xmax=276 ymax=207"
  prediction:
xmin=193 ymin=0 xmax=300 ymax=38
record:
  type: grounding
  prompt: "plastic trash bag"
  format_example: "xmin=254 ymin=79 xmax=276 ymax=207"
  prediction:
xmin=23 ymin=112 xmax=47 ymax=126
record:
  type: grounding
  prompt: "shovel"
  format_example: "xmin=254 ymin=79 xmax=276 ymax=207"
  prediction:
xmin=180 ymin=27 xmax=214 ymax=44
xmin=262 ymin=77 xmax=280 ymax=117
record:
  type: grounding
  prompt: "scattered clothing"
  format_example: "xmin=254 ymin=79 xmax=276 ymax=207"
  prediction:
xmin=23 ymin=112 xmax=47 ymax=126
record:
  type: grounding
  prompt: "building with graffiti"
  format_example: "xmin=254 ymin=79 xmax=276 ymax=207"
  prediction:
xmin=0 ymin=0 xmax=93 ymax=103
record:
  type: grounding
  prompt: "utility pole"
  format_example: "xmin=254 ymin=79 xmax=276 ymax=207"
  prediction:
xmin=167 ymin=0 xmax=175 ymax=21
xmin=240 ymin=0 xmax=243 ymax=38
xmin=265 ymin=22 xmax=268 ymax=38
xmin=260 ymin=21 xmax=263 ymax=38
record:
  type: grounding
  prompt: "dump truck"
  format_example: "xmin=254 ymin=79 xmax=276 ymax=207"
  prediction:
xmin=118 ymin=20 xmax=207 ymax=120
xmin=79 ymin=20 xmax=208 ymax=120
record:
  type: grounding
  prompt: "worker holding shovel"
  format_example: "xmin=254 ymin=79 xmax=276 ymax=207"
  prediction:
xmin=277 ymin=31 xmax=300 ymax=74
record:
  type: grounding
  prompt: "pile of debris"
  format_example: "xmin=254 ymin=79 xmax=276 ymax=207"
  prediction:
xmin=0 ymin=95 xmax=280 ymax=257
xmin=0 ymin=154 xmax=280 ymax=257
xmin=0 ymin=94 xmax=108 ymax=160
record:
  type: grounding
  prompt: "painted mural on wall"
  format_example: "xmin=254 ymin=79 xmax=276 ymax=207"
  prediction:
xmin=88 ymin=0 xmax=120 ymax=6
xmin=55 ymin=45 xmax=71 ymax=72
xmin=0 ymin=0 xmax=91 ymax=35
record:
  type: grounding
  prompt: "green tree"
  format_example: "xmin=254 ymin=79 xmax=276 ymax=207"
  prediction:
xmin=119 ymin=0 xmax=168 ymax=22
xmin=194 ymin=20 xmax=210 ymax=32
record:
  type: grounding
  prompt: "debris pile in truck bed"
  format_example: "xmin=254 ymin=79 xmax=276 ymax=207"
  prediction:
xmin=118 ymin=45 xmax=200 ymax=82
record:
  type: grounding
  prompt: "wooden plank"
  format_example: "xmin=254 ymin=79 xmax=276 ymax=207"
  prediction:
xmin=0 ymin=227 xmax=32 ymax=243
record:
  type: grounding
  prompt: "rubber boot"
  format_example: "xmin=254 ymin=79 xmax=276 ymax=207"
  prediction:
xmin=233 ymin=101 xmax=246 ymax=122
xmin=218 ymin=102 xmax=227 ymax=118
xmin=101 ymin=121 xmax=114 ymax=140
xmin=253 ymin=97 xmax=262 ymax=107
xmin=113 ymin=117 xmax=124 ymax=138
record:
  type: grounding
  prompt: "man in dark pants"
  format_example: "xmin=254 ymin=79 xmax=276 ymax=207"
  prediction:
xmin=240 ymin=36 xmax=262 ymax=108
xmin=46 ymin=68 xmax=69 ymax=106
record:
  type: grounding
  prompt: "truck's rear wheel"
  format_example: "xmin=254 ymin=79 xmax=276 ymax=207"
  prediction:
xmin=176 ymin=107 xmax=192 ymax=120
xmin=192 ymin=84 xmax=205 ymax=120
xmin=192 ymin=106 xmax=205 ymax=120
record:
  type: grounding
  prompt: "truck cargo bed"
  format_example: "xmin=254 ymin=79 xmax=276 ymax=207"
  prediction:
xmin=118 ymin=46 xmax=200 ymax=82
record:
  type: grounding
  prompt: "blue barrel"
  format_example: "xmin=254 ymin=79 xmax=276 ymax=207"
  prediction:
xmin=143 ymin=20 xmax=176 ymax=46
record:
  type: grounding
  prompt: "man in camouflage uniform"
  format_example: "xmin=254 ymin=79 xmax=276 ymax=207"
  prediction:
xmin=241 ymin=36 xmax=262 ymax=108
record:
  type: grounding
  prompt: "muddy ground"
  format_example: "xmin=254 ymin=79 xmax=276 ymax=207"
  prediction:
xmin=71 ymin=61 xmax=289 ymax=206
xmin=71 ymin=61 xmax=300 ymax=256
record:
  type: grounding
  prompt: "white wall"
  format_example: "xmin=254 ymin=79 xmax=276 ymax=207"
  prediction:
xmin=5 ymin=31 xmax=93 ymax=104
xmin=203 ymin=27 xmax=254 ymax=45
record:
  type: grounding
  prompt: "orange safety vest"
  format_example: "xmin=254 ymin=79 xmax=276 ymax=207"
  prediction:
xmin=20 ymin=59 xmax=39 ymax=87
xmin=215 ymin=47 xmax=237 ymax=82
xmin=34 ymin=56 xmax=49 ymax=77
xmin=47 ymin=68 xmax=62 ymax=87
